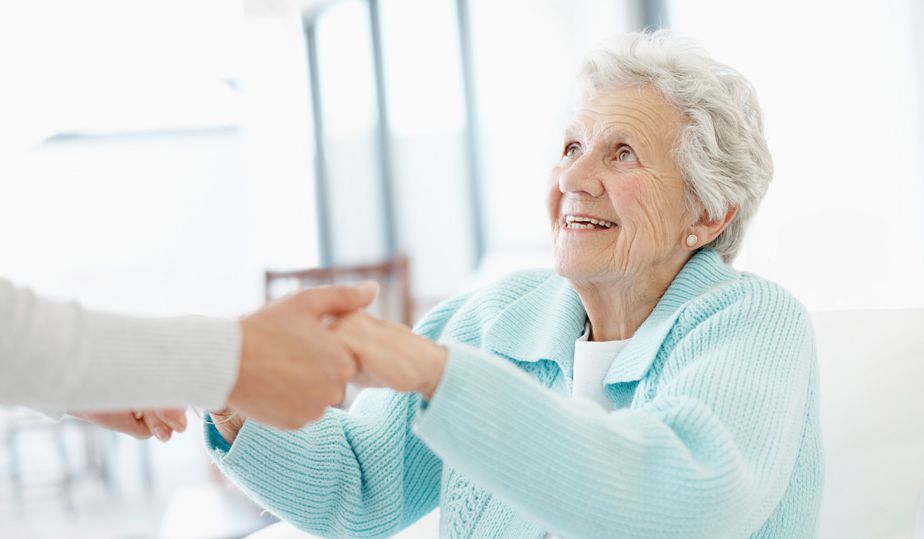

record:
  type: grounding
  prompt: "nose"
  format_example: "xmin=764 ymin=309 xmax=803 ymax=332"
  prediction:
xmin=558 ymin=151 xmax=604 ymax=198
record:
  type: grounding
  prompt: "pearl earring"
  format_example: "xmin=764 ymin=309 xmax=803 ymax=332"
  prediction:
xmin=686 ymin=234 xmax=698 ymax=247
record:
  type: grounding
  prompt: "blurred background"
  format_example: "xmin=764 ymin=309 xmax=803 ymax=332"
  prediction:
xmin=1 ymin=0 xmax=923 ymax=537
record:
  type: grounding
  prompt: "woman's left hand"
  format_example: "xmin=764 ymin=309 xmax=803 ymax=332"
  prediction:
xmin=332 ymin=311 xmax=448 ymax=399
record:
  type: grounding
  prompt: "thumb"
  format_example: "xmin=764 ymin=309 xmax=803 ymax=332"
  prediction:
xmin=300 ymin=281 xmax=378 ymax=316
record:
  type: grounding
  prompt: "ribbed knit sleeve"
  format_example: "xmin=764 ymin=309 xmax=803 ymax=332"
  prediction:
xmin=0 ymin=277 xmax=240 ymax=411
xmin=412 ymin=280 xmax=815 ymax=538
xmin=206 ymin=388 xmax=442 ymax=538
xmin=201 ymin=295 xmax=474 ymax=538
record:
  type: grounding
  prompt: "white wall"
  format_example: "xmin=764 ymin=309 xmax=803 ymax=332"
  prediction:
xmin=670 ymin=0 xmax=924 ymax=311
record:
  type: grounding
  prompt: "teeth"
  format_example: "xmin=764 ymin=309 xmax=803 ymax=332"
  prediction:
xmin=564 ymin=215 xmax=615 ymax=229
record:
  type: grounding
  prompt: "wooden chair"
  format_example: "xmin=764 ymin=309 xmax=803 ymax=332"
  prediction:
xmin=264 ymin=254 xmax=413 ymax=327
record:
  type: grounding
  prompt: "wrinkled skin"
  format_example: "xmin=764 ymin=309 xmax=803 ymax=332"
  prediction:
xmin=548 ymin=84 xmax=734 ymax=341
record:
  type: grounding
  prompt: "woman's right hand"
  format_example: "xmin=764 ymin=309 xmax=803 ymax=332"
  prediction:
xmin=210 ymin=408 xmax=246 ymax=445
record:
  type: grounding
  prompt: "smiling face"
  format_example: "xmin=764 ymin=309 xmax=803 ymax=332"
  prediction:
xmin=548 ymin=84 xmax=695 ymax=286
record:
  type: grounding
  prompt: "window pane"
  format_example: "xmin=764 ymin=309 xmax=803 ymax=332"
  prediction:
xmin=0 ymin=0 xmax=264 ymax=316
xmin=316 ymin=0 xmax=388 ymax=265
xmin=380 ymin=0 xmax=466 ymax=135
xmin=468 ymin=0 xmax=638 ymax=254
xmin=0 ymin=0 xmax=240 ymax=148
xmin=379 ymin=0 xmax=475 ymax=300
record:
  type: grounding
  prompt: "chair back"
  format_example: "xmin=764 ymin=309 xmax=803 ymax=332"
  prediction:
xmin=264 ymin=254 xmax=413 ymax=327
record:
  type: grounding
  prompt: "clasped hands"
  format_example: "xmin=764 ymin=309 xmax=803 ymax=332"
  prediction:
xmin=73 ymin=282 xmax=448 ymax=444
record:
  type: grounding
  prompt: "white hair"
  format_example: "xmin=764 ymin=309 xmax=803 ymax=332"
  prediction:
xmin=576 ymin=30 xmax=772 ymax=263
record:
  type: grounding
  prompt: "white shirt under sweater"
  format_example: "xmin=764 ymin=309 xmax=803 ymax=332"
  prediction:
xmin=546 ymin=323 xmax=628 ymax=539
xmin=0 ymin=277 xmax=240 ymax=412
xmin=571 ymin=322 xmax=629 ymax=410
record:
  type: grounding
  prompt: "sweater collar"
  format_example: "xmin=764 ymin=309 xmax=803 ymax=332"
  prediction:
xmin=482 ymin=249 xmax=738 ymax=384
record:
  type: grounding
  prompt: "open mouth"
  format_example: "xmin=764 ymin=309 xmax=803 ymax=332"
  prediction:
xmin=563 ymin=215 xmax=617 ymax=230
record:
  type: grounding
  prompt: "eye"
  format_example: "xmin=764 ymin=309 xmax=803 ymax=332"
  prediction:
xmin=615 ymin=145 xmax=636 ymax=162
xmin=562 ymin=142 xmax=582 ymax=159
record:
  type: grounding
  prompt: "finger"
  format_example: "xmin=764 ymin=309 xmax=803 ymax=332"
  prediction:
xmin=126 ymin=422 xmax=154 ymax=439
xmin=330 ymin=312 xmax=373 ymax=342
xmin=299 ymin=282 xmax=378 ymax=316
xmin=142 ymin=411 xmax=173 ymax=442
xmin=320 ymin=332 xmax=361 ymax=381
xmin=97 ymin=411 xmax=153 ymax=439
xmin=312 ymin=316 xmax=362 ymax=375
xmin=328 ymin=314 xmax=354 ymax=336
xmin=323 ymin=383 xmax=347 ymax=408
xmin=119 ymin=412 xmax=154 ymax=440
xmin=154 ymin=409 xmax=187 ymax=433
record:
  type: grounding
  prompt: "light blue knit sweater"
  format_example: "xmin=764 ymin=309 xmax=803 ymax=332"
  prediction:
xmin=205 ymin=249 xmax=823 ymax=538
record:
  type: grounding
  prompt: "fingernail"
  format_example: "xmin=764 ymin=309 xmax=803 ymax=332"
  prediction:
xmin=132 ymin=410 xmax=144 ymax=420
xmin=154 ymin=427 xmax=170 ymax=442
xmin=166 ymin=418 xmax=186 ymax=432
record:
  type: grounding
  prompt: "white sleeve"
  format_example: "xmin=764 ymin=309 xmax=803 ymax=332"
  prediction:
xmin=0 ymin=278 xmax=241 ymax=412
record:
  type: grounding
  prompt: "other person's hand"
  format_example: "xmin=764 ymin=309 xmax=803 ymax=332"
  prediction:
xmin=332 ymin=311 xmax=448 ymax=400
xmin=70 ymin=409 xmax=187 ymax=441
xmin=227 ymin=282 xmax=378 ymax=430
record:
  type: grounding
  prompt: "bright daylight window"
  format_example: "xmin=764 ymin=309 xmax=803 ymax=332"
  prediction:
xmin=0 ymin=0 xmax=253 ymax=317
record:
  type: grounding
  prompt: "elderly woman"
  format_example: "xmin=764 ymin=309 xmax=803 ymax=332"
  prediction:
xmin=205 ymin=31 xmax=822 ymax=538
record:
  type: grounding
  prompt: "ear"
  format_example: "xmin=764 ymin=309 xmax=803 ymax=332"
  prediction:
xmin=687 ymin=206 xmax=737 ymax=249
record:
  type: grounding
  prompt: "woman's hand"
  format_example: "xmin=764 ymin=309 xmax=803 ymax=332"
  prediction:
xmin=209 ymin=408 xmax=247 ymax=446
xmin=70 ymin=409 xmax=187 ymax=441
xmin=332 ymin=311 xmax=448 ymax=399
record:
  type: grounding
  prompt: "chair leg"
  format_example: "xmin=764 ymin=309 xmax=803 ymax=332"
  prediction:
xmin=83 ymin=423 xmax=116 ymax=495
xmin=140 ymin=440 xmax=153 ymax=495
xmin=53 ymin=423 xmax=75 ymax=513
xmin=5 ymin=430 xmax=24 ymax=509
xmin=99 ymin=430 xmax=116 ymax=495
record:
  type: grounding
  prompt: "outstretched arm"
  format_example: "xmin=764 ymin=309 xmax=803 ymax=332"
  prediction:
xmin=335 ymin=286 xmax=816 ymax=538
xmin=1 ymin=277 xmax=375 ymax=432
